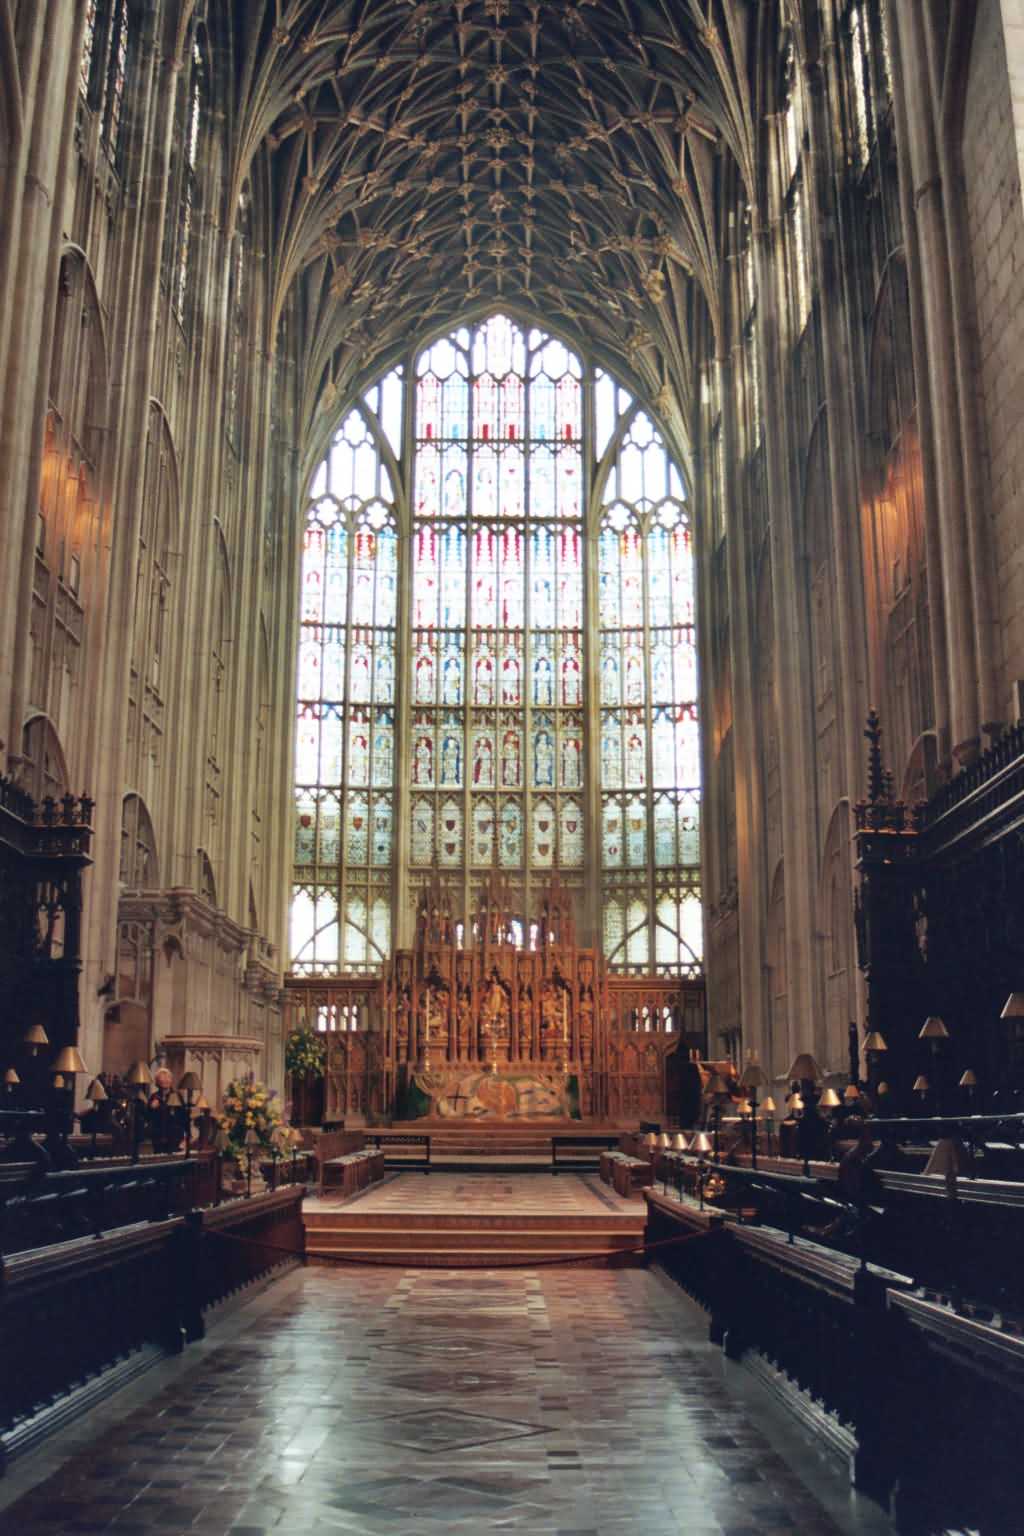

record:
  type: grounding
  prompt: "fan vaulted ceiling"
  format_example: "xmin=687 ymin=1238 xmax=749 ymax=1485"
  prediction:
xmin=216 ymin=0 xmax=763 ymax=445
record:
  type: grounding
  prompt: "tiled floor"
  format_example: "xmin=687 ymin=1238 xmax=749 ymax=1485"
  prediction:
xmin=0 ymin=1262 xmax=894 ymax=1535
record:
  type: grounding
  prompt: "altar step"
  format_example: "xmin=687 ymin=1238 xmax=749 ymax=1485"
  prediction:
xmin=304 ymin=1195 xmax=646 ymax=1268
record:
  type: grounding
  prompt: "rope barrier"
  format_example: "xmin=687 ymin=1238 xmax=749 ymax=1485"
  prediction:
xmin=202 ymin=1220 xmax=716 ymax=1269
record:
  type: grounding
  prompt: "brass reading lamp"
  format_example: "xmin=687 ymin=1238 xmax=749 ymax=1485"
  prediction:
xmin=919 ymin=1017 xmax=949 ymax=1114
xmin=52 ymin=1046 xmax=90 ymax=1168
xmin=738 ymin=1053 xmax=768 ymax=1169
xmin=126 ymin=1059 xmax=153 ymax=1161
xmin=688 ymin=1130 xmax=713 ymax=1210
xmin=703 ymin=1071 xmax=732 ymax=1162
xmin=84 ymin=1076 xmax=107 ymax=1154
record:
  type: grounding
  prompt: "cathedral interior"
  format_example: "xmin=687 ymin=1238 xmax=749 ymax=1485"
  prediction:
xmin=2 ymin=1 xmax=1024 ymax=1532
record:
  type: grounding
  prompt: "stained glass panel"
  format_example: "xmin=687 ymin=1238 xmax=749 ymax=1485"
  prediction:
xmin=290 ymin=393 xmax=402 ymax=974
xmin=599 ymin=417 xmax=702 ymax=974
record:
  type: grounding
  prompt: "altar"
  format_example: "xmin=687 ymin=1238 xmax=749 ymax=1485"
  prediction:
xmin=381 ymin=874 xmax=604 ymax=1120
xmin=286 ymin=873 xmax=706 ymax=1127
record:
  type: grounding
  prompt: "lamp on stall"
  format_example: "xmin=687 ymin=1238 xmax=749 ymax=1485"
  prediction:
xmin=672 ymin=1133 xmax=688 ymax=1152
xmin=738 ymin=1053 xmax=769 ymax=1170
xmin=761 ymin=1095 xmax=777 ymax=1155
xmin=844 ymin=1084 xmax=861 ymax=1103
xmin=644 ymin=1130 xmax=658 ymax=1163
xmin=3 ymin=1067 xmax=19 ymax=1097
xmin=22 ymin=1023 xmax=49 ymax=1055
xmin=126 ymin=1059 xmax=153 ymax=1160
xmin=1000 ymin=993 xmax=1024 ymax=1021
xmin=84 ymin=1077 xmax=107 ymax=1154
xmin=787 ymin=1052 xmax=822 ymax=1086
xmin=924 ymin=1137 xmax=970 ymax=1199
xmin=862 ymin=1030 xmax=887 ymax=1096
xmin=704 ymin=1072 xmax=732 ymax=1161
xmin=819 ymin=1087 xmax=841 ymax=1110
xmin=919 ymin=1017 xmax=950 ymax=1112
xmin=688 ymin=1130 xmax=713 ymax=1209
xmin=912 ymin=1073 xmax=930 ymax=1104
xmin=958 ymin=1069 xmax=978 ymax=1113
xmin=50 ymin=1046 xmax=89 ymax=1166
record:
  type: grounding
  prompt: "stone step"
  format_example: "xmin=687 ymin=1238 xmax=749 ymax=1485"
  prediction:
xmin=304 ymin=1209 xmax=641 ymax=1232
xmin=305 ymin=1226 xmax=641 ymax=1251
xmin=306 ymin=1246 xmax=644 ymax=1268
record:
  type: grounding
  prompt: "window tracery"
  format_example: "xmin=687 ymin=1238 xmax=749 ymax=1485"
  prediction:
xmin=290 ymin=314 xmax=701 ymax=978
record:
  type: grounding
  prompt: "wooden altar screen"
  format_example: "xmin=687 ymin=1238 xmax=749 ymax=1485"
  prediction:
xmin=284 ymin=875 xmax=705 ymax=1125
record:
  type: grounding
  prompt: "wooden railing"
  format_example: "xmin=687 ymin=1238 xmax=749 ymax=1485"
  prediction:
xmin=646 ymin=1166 xmax=1024 ymax=1530
xmin=0 ymin=1179 xmax=304 ymax=1468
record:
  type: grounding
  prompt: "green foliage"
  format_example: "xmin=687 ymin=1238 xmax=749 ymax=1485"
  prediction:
xmin=285 ymin=1026 xmax=327 ymax=1079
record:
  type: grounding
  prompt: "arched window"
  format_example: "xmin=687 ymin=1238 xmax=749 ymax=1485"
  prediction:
xmin=598 ymin=405 xmax=700 ymax=976
xmin=289 ymin=313 xmax=700 ymax=978
xmin=79 ymin=0 xmax=132 ymax=161
xmin=128 ymin=404 xmax=178 ymax=787
xmin=292 ymin=396 xmax=399 ymax=974
xmin=173 ymin=34 xmax=204 ymax=328
xmin=119 ymin=793 xmax=158 ymax=889
xmin=411 ymin=316 xmax=584 ymax=907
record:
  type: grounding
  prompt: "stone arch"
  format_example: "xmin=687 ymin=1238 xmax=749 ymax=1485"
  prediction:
xmin=119 ymin=792 xmax=159 ymax=890
xmin=19 ymin=713 xmax=69 ymax=804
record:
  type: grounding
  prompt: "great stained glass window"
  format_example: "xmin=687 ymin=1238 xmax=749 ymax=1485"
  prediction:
xmin=290 ymin=316 xmax=701 ymax=977
xmin=411 ymin=315 xmax=584 ymax=916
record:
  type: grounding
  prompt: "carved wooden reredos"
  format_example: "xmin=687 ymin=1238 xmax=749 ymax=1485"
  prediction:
xmin=285 ymin=874 xmax=705 ymax=1122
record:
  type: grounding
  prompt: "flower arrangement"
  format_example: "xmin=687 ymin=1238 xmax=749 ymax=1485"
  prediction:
xmin=285 ymin=1025 xmax=327 ymax=1079
xmin=217 ymin=1076 xmax=283 ymax=1163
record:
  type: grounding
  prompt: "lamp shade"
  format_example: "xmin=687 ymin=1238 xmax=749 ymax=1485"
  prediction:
xmin=689 ymin=1131 xmax=713 ymax=1154
xmin=52 ymin=1073 xmax=66 ymax=1089
xmin=787 ymin=1052 xmax=821 ymax=1082
xmin=1000 ymin=993 xmax=1024 ymax=1019
xmin=958 ymin=1069 xmax=978 ymax=1088
xmin=844 ymin=1084 xmax=861 ymax=1102
xmin=788 ymin=1093 xmax=805 ymax=1112
xmin=23 ymin=1023 xmax=49 ymax=1050
xmin=85 ymin=1077 xmax=108 ymax=1102
xmin=704 ymin=1072 xmax=732 ymax=1097
xmin=735 ymin=1097 xmax=752 ymax=1116
xmin=178 ymin=1071 xmax=202 ymax=1094
xmin=4 ymin=1067 xmax=20 ymax=1086
xmin=126 ymin=1059 xmax=153 ymax=1087
xmin=738 ymin=1054 xmax=768 ymax=1090
xmin=912 ymin=1074 xmax=930 ymax=1093
xmin=166 ymin=1090 xmax=183 ymax=1108
xmin=644 ymin=1131 xmax=658 ymax=1148
xmin=672 ymin=1133 xmax=688 ymax=1151
xmin=863 ymin=1031 xmax=887 ymax=1052
xmin=196 ymin=1095 xmax=210 ymax=1112
xmin=924 ymin=1138 xmax=970 ymax=1177
xmin=761 ymin=1096 xmax=776 ymax=1114
xmin=819 ymin=1088 xmax=841 ymax=1109
xmin=53 ymin=1045 xmax=89 ymax=1075
xmin=658 ymin=1132 xmax=671 ymax=1149
xmin=919 ymin=1016 xmax=949 ymax=1041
